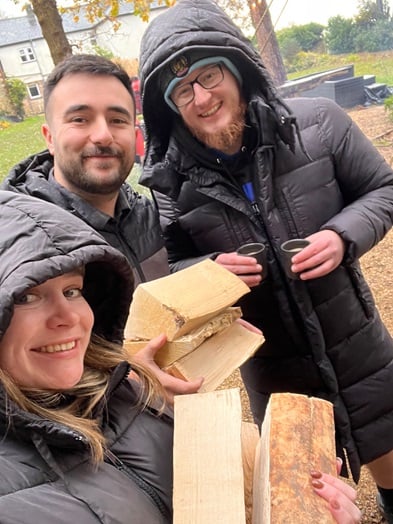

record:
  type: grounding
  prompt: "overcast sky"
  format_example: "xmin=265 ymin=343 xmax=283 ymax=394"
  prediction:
xmin=271 ymin=0 xmax=393 ymax=29
xmin=1 ymin=0 xmax=24 ymax=17
xmin=1 ymin=0 xmax=393 ymax=29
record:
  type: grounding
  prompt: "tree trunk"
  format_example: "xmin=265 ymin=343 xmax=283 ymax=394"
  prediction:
xmin=247 ymin=0 xmax=286 ymax=86
xmin=30 ymin=0 xmax=72 ymax=65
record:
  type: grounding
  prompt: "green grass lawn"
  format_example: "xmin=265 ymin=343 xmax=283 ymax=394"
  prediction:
xmin=0 ymin=115 xmax=46 ymax=180
xmin=287 ymin=50 xmax=393 ymax=86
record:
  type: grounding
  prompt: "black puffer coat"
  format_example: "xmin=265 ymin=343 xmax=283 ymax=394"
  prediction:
xmin=139 ymin=0 xmax=393 ymax=481
xmin=0 ymin=191 xmax=173 ymax=523
xmin=2 ymin=150 xmax=169 ymax=286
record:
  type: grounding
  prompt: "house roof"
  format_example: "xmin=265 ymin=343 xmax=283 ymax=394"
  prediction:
xmin=0 ymin=0 xmax=162 ymax=47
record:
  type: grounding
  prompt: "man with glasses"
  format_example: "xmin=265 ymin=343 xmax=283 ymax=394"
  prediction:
xmin=138 ymin=0 xmax=393 ymax=519
xmin=165 ymin=60 xmax=236 ymax=108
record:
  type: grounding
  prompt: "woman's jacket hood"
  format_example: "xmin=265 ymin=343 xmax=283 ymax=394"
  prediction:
xmin=0 ymin=191 xmax=134 ymax=343
xmin=139 ymin=0 xmax=297 ymax=161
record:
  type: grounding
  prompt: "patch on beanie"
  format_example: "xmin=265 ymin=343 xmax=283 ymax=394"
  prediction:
xmin=169 ymin=55 xmax=191 ymax=78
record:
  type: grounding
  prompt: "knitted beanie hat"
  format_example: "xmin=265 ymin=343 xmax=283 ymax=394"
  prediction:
xmin=160 ymin=50 xmax=242 ymax=113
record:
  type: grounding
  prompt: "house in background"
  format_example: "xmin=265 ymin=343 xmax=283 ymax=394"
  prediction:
xmin=0 ymin=1 xmax=166 ymax=117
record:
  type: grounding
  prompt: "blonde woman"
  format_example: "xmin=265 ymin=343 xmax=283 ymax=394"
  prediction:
xmin=0 ymin=192 xmax=360 ymax=523
xmin=0 ymin=191 xmax=172 ymax=523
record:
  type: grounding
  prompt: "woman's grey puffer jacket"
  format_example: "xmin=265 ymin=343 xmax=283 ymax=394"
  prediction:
xmin=139 ymin=0 xmax=393 ymax=482
xmin=0 ymin=191 xmax=173 ymax=523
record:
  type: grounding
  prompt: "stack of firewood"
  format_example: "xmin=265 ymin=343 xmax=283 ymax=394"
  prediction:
xmin=124 ymin=259 xmax=263 ymax=391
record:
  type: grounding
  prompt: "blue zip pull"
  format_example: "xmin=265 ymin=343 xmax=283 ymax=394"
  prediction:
xmin=243 ymin=182 xmax=262 ymax=222
xmin=242 ymin=181 xmax=255 ymax=201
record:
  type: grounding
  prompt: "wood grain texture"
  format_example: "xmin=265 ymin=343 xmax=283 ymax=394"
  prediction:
xmin=173 ymin=389 xmax=246 ymax=524
xmin=165 ymin=322 xmax=263 ymax=392
xmin=253 ymin=393 xmax=336 ymax=524
xmin=125 ymin=259 xmax=250 ymax=341
xmin=242 ymin=422 xmax=260 ymax=524
xmin=123 ymin=307 xmax=242 ymax=367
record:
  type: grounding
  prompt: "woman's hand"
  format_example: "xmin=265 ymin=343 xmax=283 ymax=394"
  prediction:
xmin=131 ymin=333 xmax=203 ymax=403
xmin=311 ymin=466 xmax=361 ymax=523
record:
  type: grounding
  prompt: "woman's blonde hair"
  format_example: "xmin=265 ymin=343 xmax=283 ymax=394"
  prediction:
xmin=0 ymin=334 xmax=165 ymax=463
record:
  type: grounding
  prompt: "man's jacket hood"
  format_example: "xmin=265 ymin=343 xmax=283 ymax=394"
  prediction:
xmin=139 ymin=0 xmax=297 ymax=161
xmin=0 ymin=191 xmax=134 ymax=343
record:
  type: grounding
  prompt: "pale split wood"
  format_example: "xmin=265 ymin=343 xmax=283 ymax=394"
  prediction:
xmin=242 ymin=422 xmax=260 ymax=524
xmin=123 ymin=307 xmax=242 ymax=368
xmin=173 ymin=389 xmax=246 ymax=524
xmin=164 ymin=322 xmax=264 ymax=392
xmin=124 ymin=259 xmax=250 ymax=341
xmin=253 ymin=393 xmax=336 ymax=524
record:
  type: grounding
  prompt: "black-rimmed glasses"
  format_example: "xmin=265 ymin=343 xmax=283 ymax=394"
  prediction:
xmin=170 ymin=63 xmax=224 ymax=108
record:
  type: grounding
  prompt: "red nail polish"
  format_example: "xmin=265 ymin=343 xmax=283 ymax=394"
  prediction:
xmin=310 ymin=470 xmax=322 ymax=479
xmin=311 ymin=479 xmax=324 ymax=489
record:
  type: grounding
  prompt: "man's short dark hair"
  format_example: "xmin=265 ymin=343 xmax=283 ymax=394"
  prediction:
xmin=43 ymin=53 xmax=135 ymax=116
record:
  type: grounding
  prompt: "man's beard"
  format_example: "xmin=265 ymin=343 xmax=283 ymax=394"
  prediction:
xmin=191 ymin=100 xmax=247 ymax=154
xmin=58 ymin=147 xmax=131 ymax=195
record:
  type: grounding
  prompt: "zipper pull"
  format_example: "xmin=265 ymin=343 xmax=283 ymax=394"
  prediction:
xmin=242 ymin=181 xmax=255 ymax=201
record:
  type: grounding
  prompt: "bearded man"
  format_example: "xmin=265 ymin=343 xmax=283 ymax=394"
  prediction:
xmin=138 ymin=0 xmax=393 ymax=519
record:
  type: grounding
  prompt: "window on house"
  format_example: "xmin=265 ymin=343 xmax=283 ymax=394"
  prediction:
xmin=19 ymin=47 xmax=35 ymax=63
xmin=28 ymin=83 xmax=40 ymax=99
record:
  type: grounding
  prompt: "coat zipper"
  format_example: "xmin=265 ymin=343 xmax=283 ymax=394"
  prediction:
xmin=104 ymin=449 xmax=170 ymax=522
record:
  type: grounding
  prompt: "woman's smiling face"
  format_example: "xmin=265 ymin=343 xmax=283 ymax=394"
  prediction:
xmin=0 ymin=271 xmax=94 ymax=390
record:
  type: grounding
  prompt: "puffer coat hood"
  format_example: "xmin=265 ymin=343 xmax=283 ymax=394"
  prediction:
xmin=139 ymin=0 xmax=297 ymax=160
xmin=0 ymin=191 xmax=134 ymax=343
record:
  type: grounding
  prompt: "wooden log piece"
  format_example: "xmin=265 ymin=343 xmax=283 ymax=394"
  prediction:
xmin=253 ymin=393 xmax=336 ymax=524
xmin=164 ymin=321 xmax=264 ymax=392
xmin=125 ymin=259 xmax=250 ymax=341
xmin=123 ymin=307 xmax=242 ymax=368
xmin=173 ymin=389 xmax=246 ymax=524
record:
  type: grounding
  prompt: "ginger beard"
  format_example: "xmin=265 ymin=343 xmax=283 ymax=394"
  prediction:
xmin=190 ymin=99 xmax=247 ymax=154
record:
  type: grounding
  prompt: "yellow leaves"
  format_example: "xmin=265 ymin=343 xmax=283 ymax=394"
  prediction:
xmin=31 ymin=0 xmax=177 ymax=24
xmin=109 ymin=0 xmax=119 ymax=18
xmin=23 ymin=0 xmax=178 ymax=38
xmin=64 ymin=0 xmax=154 ymax=22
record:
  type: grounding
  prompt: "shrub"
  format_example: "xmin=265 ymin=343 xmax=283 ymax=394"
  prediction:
xmin=325 ymin=16 xmax=356 ymax=54
xmin=287 ymin=51 xmax=323 ymax=74
xmin=280 ymin=37 xmax=301 ymax=68
xmin=6 ymin=78 xmax=27 ymax=120
xmin=352 ymin=19 xmax=393 ymax=52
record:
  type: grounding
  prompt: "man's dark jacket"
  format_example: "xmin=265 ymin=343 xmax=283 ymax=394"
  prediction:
xmin=1 ymin=150 xmax=169 ymax=286
xmin=0 ymin=191 xmax=173 ymax=523
xmin=138 ymin=0 xmax=393 ymax=481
